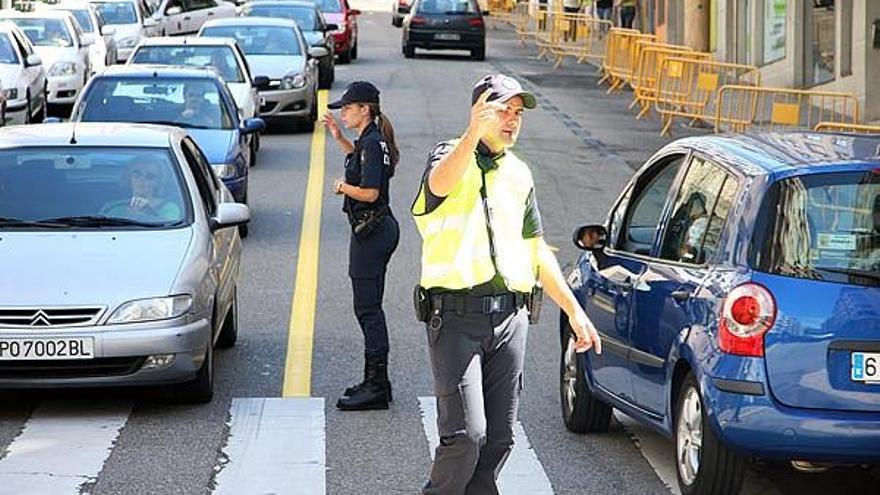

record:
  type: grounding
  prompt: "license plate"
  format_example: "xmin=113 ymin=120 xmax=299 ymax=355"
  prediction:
xmin=851 ymin=352 xmax=880 ymax=383
xmin=0 ymin=337 xmax=94 ymax=361
xmin=434 ymin=33 xmax=460 ymax=41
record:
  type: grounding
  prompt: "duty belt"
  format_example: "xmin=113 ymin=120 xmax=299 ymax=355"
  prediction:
xmin=429 ymin=291 xmax=529 ymax=315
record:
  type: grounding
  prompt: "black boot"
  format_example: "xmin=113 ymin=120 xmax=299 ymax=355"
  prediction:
xmin=336 ymin=356 xmax=391 ymax=411
xmin=343 ymin=356 xmax=393 ymax=402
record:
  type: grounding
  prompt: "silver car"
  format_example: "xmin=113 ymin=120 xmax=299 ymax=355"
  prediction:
xmin=199 ymin=17 xmax=326 ymax=130
xmin=0 ymin=122 xmax=249 ymax=403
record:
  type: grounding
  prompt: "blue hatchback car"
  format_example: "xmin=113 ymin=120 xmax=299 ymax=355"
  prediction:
xmin=562 ymin=132 xmax=880 ymax=495
xmin=71 ymin=66 xmax=264 ymax=235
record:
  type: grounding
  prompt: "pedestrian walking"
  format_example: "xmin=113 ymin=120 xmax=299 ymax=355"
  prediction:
xmin=616 ymin=0 xmax=637 ymax=28
xmin=323 ymin=81 xmax=401 ymax=411
xmin=411 ymin=74 xmax=602 ymax=494
xmin=594 ymin=0 xmax=612 ymax=20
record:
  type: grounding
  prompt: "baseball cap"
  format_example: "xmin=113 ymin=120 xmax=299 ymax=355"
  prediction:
xmin=327 ymin=81 xmax=380 ymax=109
xmin=471 ymin=74 xmax=537 ymax=109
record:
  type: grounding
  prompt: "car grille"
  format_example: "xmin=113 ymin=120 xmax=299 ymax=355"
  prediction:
xmin=0 ymin=357 xmax=145 ymax=379
xmin=0 ymin=307 xmax=105 ymax=328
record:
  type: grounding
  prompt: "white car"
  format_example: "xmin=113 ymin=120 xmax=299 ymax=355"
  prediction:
xmin=0 ymin=10 xmax=93 ymax=106
xmin=88 ymin=0 xmax=151 ymax=62
xmin=36 ymin=0 xmax=118 ymax=72
xmin=0 ymin=22 xmax=47 ymax=124
xmin=150 ymin=0 xmax=235 ymax=36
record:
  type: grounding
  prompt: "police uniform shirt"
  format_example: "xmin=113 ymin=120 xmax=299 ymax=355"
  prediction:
xmin=345 ymin=121 xmax=392 ymax=217
xmin=419 ymin=140 xmax=543 ymax=295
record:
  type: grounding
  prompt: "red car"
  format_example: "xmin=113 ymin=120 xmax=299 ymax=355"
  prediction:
xmin=312 ymin=0 xmax=360 ymax=63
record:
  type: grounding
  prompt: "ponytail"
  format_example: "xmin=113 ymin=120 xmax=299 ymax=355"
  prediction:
xmin=368 ymin=104 xmax=400 ymax=177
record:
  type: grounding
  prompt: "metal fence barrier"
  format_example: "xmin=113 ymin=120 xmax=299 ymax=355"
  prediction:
xmin=813 ymin=122 xmax=880 ymax=134
xmin=600 ymin=29 xmax=656 ymax=92
xmin=715 ymin=85 xmax=859 ymax=134
xmin=544 ymin=13 xmax=612 ymax=69
xmin=629 ymin=44 xmax=708 ymax=120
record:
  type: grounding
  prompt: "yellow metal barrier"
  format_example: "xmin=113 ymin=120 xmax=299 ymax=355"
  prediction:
xmin=654 ymin=58 xmax=761 ymax=136
xmin=600 ymin=29 xmax=656 ymax=92
xmin=814 ymin=122 xmax=880 ymax=134
xmin=629 ymin=43 xmax=708 ymax=119
xmin=547 ymin=14 xmax=612 ymax=69
xmin=486 ymin=0 xmax=517 ymax=28
xmin=515 ymin=3 xmax=549 ymax=47
xmin=715 ymin=85 xmax=859 ymax=134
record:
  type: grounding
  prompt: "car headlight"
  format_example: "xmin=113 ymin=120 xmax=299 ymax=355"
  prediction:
xmin=107 ymin=295 xmax=193 ymax=324
xmin=1 ymin=88 xmax=18 ymax=100
xmin=118 ymin=36 xmax=138 ymax=48
xmin=211 ymin=163 xmax=236 ymax=179
xmin=281 ymin=73 xmax=306 ymax=89
xmin=48 ymin=61 xmax=77 ymax=76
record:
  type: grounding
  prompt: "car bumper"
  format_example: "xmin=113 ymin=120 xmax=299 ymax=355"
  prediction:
xmin=0 ymin=317 xmax=210 ymax=388
xmin=406 ymin=30 xmax=484 ymax=50
xmin=705 ymin=377 xmax=880 ymax=463
xmin=258 ymin=87 xmax=312 ymax=118
xmin=4 ymin=98 xmax=28 ymax=125
xmin=47 ymin=74 xmax=85 ymax=105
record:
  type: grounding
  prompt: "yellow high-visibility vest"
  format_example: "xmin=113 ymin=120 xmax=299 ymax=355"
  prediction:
xmin=411 ymin=141 xmax=539 ymax=293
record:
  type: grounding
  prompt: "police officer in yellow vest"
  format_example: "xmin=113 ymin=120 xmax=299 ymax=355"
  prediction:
xmin=412 ymin=74 xmax=602 ymax=494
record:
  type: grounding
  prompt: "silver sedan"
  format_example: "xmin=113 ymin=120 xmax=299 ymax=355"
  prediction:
xmin=0 ymin=123 xmax=249 ymax=403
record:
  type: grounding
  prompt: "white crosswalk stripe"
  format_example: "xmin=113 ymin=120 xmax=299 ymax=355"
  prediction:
xmin=418 ymin=396 xmax=555 ymax=495
xmin=212 ymin=397 xmax=326 ymax=495
xmin=0 ymin=401 xmax=131 ymax=495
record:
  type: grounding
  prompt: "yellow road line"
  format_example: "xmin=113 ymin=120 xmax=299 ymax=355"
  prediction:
xmin=282 ymin=90 xmax=328 ymax=397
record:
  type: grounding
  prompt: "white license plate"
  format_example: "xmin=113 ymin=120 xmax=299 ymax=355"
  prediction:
xmin=0 ymin=337 xmax=94 ymax=361
xmin=851 ymin=352 xmax=880 ymax=383
xmin=434 ymin=33 xmax=461 ymax=41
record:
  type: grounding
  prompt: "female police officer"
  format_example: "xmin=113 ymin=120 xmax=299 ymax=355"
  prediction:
xmin=323 ymin=81 xmax=400 ymax=411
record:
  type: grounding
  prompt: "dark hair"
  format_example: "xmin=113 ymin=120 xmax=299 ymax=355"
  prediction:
xmin=366 ymin=103 xmax=399 ymax=176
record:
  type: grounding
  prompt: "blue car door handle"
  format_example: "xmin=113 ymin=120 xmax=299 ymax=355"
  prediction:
xmin=670 ymin=289 xmax=690 ymax=301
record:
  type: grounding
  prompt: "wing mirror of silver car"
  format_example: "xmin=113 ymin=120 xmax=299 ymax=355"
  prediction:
xmin=26 ymin=54 xmax=42 ymax=66
xmin=241 ymin=118 xmax=266 ymax=135
xmin=252 ymin=75 xmax=270 ymax=89
xmin=307 ymin=46 xmax=329 ymax=59
xmin=101 ymin=26 xmax=116 ymax=36
xmin=573 ymin=224 xmax=608 ymax=251
xmin=81 ymin=33 xmax=96 ymax=47
xmin=211 ymin=203 xmax=251 ymax=231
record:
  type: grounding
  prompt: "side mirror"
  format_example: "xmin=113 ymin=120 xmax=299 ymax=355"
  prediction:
xmin=240 ymin=117 xmax=265 ymax=135
xmin=252 ymin=75 xmax=270 ymax=89
xmin=26 ymin=54 xmax=42 ymax=66
xmin=349 ymin=8 xmax=361 ymax=15
xmin=307 ymin=46 xmax=329 ymax=58
xmin=81 ymin=33 xmax=95 ymax=46
xmin=324 ymin=23 xmax=338 ymax=32
xmin=165 ymin=6 xmax=182 ymax=15
xmin=43 ymin=116 xmax=63 ymax=123
xmin=143 ymin=18 xmax=159 ymax=28
xmin=211 ymin=202 xmax=250 ymax=230
xmin=573 ymin=224 xmax=608 ymax=251
xmin=101 ymin=25 xmax=116 ymax=36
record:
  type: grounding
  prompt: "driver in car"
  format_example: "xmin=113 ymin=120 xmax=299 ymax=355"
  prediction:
xmin=180 ymin=83 xmax=216 ymax=128
xmin=101 ymin=159 xmax=180 ymax=221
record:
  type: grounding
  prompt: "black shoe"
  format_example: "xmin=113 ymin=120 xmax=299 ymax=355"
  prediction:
xmin=342 ymin=355 xmax=393 ymax=401
xmin=336 ymin=356 xmax=392 ymax=411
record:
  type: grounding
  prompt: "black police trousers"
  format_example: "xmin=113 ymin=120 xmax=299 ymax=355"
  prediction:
xmin=423 ymin=307 xmax=528 ymax=495
xmin=349 ymin=215 xmax=399 ymax=358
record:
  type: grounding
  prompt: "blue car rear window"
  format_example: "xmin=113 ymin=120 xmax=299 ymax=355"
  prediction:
xmin=752 ymin=170 xmax=880 ymax=287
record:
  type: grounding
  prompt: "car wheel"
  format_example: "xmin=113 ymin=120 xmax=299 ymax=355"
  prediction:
xmin=38 ymin=87 xmax=47 ymax=122
xmin=674 ymin=373 xmax=746 ymax=495
xmin=318 ymin=63 xmax=332 ymax=89
xmin=174 ymin=327 xmax=214 ymax=403
xmin=216 ymin=285 xmax=239 ymax=349
xmin=560 ymin=323 xmax=612 ymax=433
xmin=471 ymin=46 xmax=486 ymax=61
xmin=338 ymin=47 xmax=352 ymax=64
xmin=249 ymin=138 xmax=257 ymax=167
xmin=351 ymin=40 xmax=358 ymax=59
xmin=403 ymin=43 xmax=415 ymax=58
xmin=24 ymin=92 xmax=31 ymax=124
xmin=254 ymin=131 xmax=261 ymax=152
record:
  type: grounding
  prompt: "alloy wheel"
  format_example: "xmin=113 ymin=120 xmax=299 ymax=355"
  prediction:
xmin=676 ymin=386 xmax=703 ymax=486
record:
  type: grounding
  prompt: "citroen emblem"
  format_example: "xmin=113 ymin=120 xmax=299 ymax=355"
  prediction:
xmin=30 ymin=310 xmax=51 ymax=327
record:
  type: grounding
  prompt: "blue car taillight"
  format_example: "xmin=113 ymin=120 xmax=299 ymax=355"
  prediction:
xmin=718 ymin=282 xmax=777 ymax=357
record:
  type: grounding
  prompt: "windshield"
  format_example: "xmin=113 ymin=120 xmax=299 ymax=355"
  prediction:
xmin=241 ymin=6 xmax=319 ymax=31
xmin=67 ymin=9 xmax=95 ymax=33
xmin=12 ymin=18 xmax=74 ymax=48
xmin=417 ymin=0 xmax=477 ymax=14
xmin=313 ymin=0 xmax=341 ymax=13
xmin=131 ymin=46 xmax=245 ymax=83
xmin=0 ymin=147 xmax=188 ymax=228
xmin=93 ymin=2 xmax=137 ymax=25
xmin=0 ymin=36 xmax=20 ymax=64
xmin=752 ymin=170 xmax=880 ymax=287
xmin=79 ymin=77 xmax=235 ymax=130
xmin=200 ymin=25 xmax=301 ymax=56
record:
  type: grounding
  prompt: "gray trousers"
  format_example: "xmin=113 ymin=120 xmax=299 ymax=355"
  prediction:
xmin=423 ymin=307 xmax=529 ymax=495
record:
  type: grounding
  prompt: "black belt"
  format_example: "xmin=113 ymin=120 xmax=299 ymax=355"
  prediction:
xmin=429 ymin=291 xmax=529 ymax=315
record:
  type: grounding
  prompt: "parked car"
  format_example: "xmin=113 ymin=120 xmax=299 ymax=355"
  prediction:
xmin=238 ymin=0 xmax=335 ymax=89
xmin=391 ymin=0 xmax=410 ymax=27
xmin=561 ymin=132 xmax=880 ymax=495
xmin=0 ymin=10 xmax=94 ymax=107
xmin=0 ymin=122 xmax=249 ymax=402
xmin=199 ymin=17 xmax=323 ymax=130
xmin=88 ymin=0 xmax=151 ymax=62
xmin=71 ymin=65 xmax=264 ymax=236
xmin=402 ymin=0 xmax=485 ymax=60
xmin=0 ymin=21 xmax=47 ymax=124
xmin=128 ymin=36 xmax=262 ymax=160
xmin=36 ymin=0 xmax=118 ymax=72
xmin=149 ymin=0 xmax=235 ymax=36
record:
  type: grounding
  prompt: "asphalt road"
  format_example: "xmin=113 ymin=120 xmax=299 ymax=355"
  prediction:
xmin=0 ymin=4 xmax=877 ymax=495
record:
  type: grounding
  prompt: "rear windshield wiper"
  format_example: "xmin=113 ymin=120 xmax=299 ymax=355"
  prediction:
xmin=816 ymin=266 xmax=880 ymax=282
xmin=0 ymin=216 xmax=67 ymax=228
xmin=36 ymin=215 xmax=168 ymax=228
